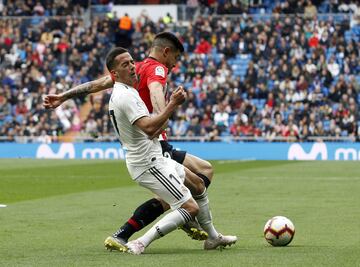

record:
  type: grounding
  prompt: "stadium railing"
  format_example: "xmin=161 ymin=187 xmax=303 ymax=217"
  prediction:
xmin=0 ymin=135 xmax=357 ymax=144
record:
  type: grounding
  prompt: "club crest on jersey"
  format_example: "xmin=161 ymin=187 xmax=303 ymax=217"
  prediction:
xmin=155 ymin=66 xmax=165 ymax=78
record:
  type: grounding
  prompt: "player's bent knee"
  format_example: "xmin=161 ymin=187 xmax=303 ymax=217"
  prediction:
xmin=184 ymin=154 xmax=214 ymax=180
xmin=181 ymin=199 xmax=199 ymax=218
xmin=203 ymin=160 xmax=214 ymax=181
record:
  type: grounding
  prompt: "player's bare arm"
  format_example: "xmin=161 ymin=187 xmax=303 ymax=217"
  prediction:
xmin=43 ymin=75 xmax=113 ymax=109
xmin=135 ymin=86 xmax=186 ymax=137
xmin=149 ymin=81 xmax=167 ymax=114
xmin=148 ymin=122 xmax=168 ymax=140
xmin=148 ymin=81 xmax=169 ymax=132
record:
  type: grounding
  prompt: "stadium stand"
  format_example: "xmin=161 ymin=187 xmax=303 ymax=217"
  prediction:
xmin=0 ymin=0 xmax=359 ymax=142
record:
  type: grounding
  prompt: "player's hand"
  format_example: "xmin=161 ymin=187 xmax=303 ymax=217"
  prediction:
xmin=43 ymin=94 xmax=65 ymax=109
xmin=170 ymin=86 xmax=187 ymax=106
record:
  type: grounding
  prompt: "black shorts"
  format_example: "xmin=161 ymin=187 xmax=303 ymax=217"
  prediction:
xmin=160 ymin=140 xmax=187 ymax=164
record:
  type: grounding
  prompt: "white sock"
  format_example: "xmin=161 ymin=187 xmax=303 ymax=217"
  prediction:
xmin=137 ymin=208 xmax=192 ymax=247
xmin=194 ymin=190 xmax=219 ymax=239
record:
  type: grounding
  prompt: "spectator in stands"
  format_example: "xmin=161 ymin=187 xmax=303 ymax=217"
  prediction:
xmin=163 ymin=12 xmax=173 ymax=24
xmin=186 ymin=116 xmax=202 ymax=137
xmin=117 ymin=13 xmax=133 ymax=47
xmin=213 ymin=103 xmax=229 ymax=135
xmin=172 ymin=118 xmax=188 ymax=137
xmin=194 ymin=37 xmax=212 ymax=54
xmin=304 ymin=0 xmax=318 ymax=18
xmin=327 ymin=56 xmax=340 ymax=77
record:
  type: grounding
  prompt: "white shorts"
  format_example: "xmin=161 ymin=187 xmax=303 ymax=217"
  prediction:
xmin=135 ymin=156 xmax=191 ymax=210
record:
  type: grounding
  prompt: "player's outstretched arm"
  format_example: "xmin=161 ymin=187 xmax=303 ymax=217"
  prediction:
xmin=135 ymin=86 xmax=186 ymax=137
xmin=43 ymin=75 xmax=114 ymax=109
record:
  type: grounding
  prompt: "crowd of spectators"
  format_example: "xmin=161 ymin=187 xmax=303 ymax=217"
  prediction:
xmin=0 ymin=0 xmax=88 ymax=16
xmin=0 ymin=1 xmax=360 ymax=142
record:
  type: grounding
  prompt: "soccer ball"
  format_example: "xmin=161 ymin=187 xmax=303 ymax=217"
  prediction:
xmin=264 ymin=216 xmax=295 ymax=246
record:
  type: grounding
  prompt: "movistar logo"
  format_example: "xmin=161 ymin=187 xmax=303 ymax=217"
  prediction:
xmin=36 ymin=143 xmax=75 ymax=159
xmin=288 ymin=143 xmax=328 ymax=160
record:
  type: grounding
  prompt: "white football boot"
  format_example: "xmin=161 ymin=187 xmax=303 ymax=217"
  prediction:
xmin=204 ymin=233 xmax=238 ymax=250
xmin=126 ymin=240 xmax=145 ymax=255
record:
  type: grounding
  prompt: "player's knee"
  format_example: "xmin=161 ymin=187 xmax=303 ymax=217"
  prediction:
xmin=195 ymin=159 xmax=214 ymax=181
xmin=202 ymin=160 xmax=214 ymax=180
xmin=187 ymin=202 xmax=199 ymax=218
xmin=184 ymin=155 xmax=213 ymax=180
xmin=181 ymin=199 xmax=199 ymax=218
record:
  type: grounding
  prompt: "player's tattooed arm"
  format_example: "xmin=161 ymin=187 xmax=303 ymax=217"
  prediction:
xmin=63 ymin=75 xmax=113 ymax=100
xmin=43 ymin=75 xmax=113 ymax=109
xmin=62 ymin=81 xmax=91 ymax=100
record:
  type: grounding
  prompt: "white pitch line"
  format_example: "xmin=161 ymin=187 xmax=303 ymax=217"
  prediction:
xmin=0 ymin=204 xmax=7 ymax=208
xmin=218 ymin=159 xmax=256 ymax=164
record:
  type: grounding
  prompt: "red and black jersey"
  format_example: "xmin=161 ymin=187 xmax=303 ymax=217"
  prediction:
xmin=135 ymin=57 xmax=168 ymax=113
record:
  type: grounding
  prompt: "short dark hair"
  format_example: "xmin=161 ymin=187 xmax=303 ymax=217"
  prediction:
xmin=152 ymin=32 xmax=184 ymax=53
xmin=105 ymin=47 xmax=128 ymax=71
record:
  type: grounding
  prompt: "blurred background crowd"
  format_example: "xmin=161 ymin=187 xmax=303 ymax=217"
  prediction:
xmin=0 ymin=0 xmax=359 ymax=142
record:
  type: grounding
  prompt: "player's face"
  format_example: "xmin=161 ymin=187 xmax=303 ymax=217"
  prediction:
xmin=112 ymin=52 xmax=137 ymax=85
xmin=164 ymin=48 xmax=181 ymax=72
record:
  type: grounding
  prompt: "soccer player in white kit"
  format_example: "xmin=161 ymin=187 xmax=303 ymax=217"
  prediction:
xmin=102 ymin=47 xmax=237 ymax=254
xmin=106 ymin=47 xmax=200 ymax=254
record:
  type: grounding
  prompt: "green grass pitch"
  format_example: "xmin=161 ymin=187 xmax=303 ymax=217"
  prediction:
xmin=0 ymin=159 xmax=359 ymax=267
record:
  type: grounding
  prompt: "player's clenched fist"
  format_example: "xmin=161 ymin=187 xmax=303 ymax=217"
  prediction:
xmin=170 ymin=86 xmax=187 ymax=105
xmin=43 ymin=94 xmax=65 ymax=109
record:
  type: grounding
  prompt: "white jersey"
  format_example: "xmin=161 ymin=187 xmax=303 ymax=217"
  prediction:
xmin=108 ymin=82 xmax=163 ymax=179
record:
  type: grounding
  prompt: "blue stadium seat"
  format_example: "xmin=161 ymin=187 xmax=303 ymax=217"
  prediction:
xmin=352 ymin=26 xmax=360 ymax=37
xmin=356 ymin=94 xmax=360 ymax=104
xmin=356 ymin=76 xmax=360 ymax=85
xmin=332 ymin=103 xmax=339 ymax=111
xmin=184 ymin=82 xmax=192 ymax=89
xmin=16 ymin=114 xmax=24 ymax=123
xmin=318 ymin=1 xmax=330 ymax=13
xmin=221 ymin=129 xmax=231 ymax=137
xmin=345 ymin=31 xmax=352 ymax=43
xmin=323 ymin=120 xmax=330 ymax=131
xmin=31 ymin=17 xmax=42 ymax=26
xmin=82 ymin=53 xmax=89 ymax=62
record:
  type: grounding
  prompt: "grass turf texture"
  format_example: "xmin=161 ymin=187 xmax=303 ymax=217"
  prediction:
xmin=0 ymin=159 xmax=359 ymax=267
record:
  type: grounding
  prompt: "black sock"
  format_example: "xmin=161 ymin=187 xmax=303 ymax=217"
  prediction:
xmin=196 ymin=173 xmax=211 ymax=188
xmin=114 ymin=198 xmax=164 ymax=241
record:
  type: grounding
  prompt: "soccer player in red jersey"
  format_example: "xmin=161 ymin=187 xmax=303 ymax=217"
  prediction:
xmin=44 ymin=32 xmax=237 ymax=251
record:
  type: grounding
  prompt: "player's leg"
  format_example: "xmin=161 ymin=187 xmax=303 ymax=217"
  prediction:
xmin=161 ymin=140 xmax=213 ymax=188
xmin=184 ymin=167 xmax=238 ymax=250
xmin=105 ymin=162 xmax=208 ymax=249
xmin=160 ymin=141 xmax=210 ymax=239
xmin=127 ymin=198 xmax=198 ymax=255
xmin=182 ymin=153 xmax=213 ymax=186
xmin=126 ymin=157 xmax=198 ymax=254
xmin=105 ymin=197 xmax=167 ymax=251
xmin=106 ymin=144 xmax=213 ymax=249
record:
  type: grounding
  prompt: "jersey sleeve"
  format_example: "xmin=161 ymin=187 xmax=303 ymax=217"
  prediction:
xmin=146 ymin=64 xmax=168 ymax=87
xmin=122 ymin=93 xmax=149 ymax=124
